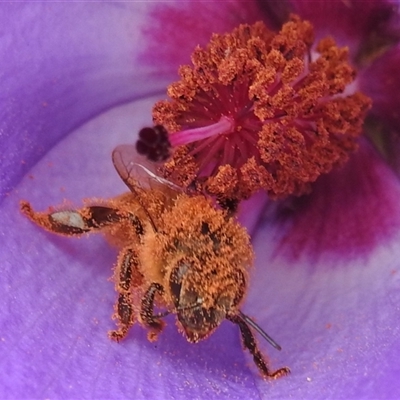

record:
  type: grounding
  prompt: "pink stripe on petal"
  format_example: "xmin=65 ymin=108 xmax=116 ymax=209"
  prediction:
xmin=273 ymin=139 xmax=400 ymax=262
xmin=141 ymin=0 xmax=264 ymax=73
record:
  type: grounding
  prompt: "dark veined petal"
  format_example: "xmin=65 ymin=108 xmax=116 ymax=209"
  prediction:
xmin=257 ymin=0 xmax=400 ymax=65
xmin=360 ymin=44 xmax=400 ymax=174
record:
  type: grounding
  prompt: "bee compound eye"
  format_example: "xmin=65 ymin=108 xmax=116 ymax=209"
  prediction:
xmin=169 ymin=262 xmax=190 ymax=306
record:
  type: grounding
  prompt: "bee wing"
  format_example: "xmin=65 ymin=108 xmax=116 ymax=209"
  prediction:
xmin=112 ymin=144 xmax=183 ymax=197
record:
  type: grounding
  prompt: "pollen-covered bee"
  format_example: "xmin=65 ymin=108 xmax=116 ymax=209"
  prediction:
xmin=20 ymin=143 xmax=289 ymax=379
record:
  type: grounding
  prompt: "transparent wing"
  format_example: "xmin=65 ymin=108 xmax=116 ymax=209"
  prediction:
xmin=112 ymin=144 xmax=183 ymax=197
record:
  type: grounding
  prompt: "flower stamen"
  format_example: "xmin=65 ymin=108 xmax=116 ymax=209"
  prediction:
xmin=169 ymin=116 xmax=234 ymax=147
xmin=152 ymin=15 xmax=372 ymax=202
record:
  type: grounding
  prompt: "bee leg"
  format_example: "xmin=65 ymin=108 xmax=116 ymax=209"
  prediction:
xmin=109 ymin=248 xmax=143 ymax=342
xmin=20 ymin=201 xmax=143 ymax=236
xmin=140 ymin=283 xmax=166 ymax=341
xmin=227 ymin=314 xmax=290 ymax=379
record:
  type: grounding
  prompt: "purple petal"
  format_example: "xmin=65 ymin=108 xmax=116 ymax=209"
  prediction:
xmin=246 ymin=206 xmax=400 ymax=398
xmin=0 ymin=2 xmax=171 ymax=201
xmin=268 ymin=140 xmax=400 ymax=262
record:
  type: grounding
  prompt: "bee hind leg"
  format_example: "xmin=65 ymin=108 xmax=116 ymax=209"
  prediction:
xmin=20 ymin=201 xmax=132 ymax=236
xmin=227 ymin=314 xmax=290 ymax=379
xmin=109 ymin=248 xmax=143 ymax=342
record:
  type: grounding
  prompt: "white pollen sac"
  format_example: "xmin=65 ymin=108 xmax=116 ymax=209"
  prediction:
xmin=51 ymin=210 xmax=85 ymax=229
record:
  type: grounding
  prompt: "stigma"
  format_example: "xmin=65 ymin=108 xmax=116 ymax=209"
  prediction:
xmin=152 ymin=15 xmax=371 ymax=202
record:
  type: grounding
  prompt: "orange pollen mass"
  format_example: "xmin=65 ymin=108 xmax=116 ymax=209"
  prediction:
xmin=153 ymin=15 xmax=372 ymax=202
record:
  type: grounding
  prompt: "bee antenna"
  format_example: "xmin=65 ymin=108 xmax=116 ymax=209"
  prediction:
xmin=237 ymin=310 xmax=282 ymax=351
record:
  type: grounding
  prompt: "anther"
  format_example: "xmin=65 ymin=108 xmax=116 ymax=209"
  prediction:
xmin=136 ymin=125 xmax=171 ymax=162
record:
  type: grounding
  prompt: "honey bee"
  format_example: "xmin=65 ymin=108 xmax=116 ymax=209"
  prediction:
xmin=20 ymin=142 xmax=290 ymax=379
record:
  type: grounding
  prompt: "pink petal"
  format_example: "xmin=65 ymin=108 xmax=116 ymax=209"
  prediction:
xmin=271 ymin=139 xmax=400 ymax=262
xmin=141 ymin=0 xmax=266 ymax=74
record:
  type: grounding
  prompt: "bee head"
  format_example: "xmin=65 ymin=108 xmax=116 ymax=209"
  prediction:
xmin=169 ymin=259 xmax=246 ymax=343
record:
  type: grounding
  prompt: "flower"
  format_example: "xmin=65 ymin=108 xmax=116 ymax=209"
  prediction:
xmin=1 ymin=1 xmax=400 ymax=399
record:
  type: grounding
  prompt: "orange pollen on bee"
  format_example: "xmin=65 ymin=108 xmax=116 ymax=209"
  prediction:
xmin=153 ymin=15 xmax=372 ymax=202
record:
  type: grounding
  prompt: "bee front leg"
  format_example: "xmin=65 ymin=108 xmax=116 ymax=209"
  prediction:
xmin=140 ymin=283 xmax=166 ymax=341
xmin=21 ymin=201 xmax=137 ymax=236
xmin=227 ymin=314 xmax=290 ymax=379
xmin=109 ymin=248 xmax=143 ymax=342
